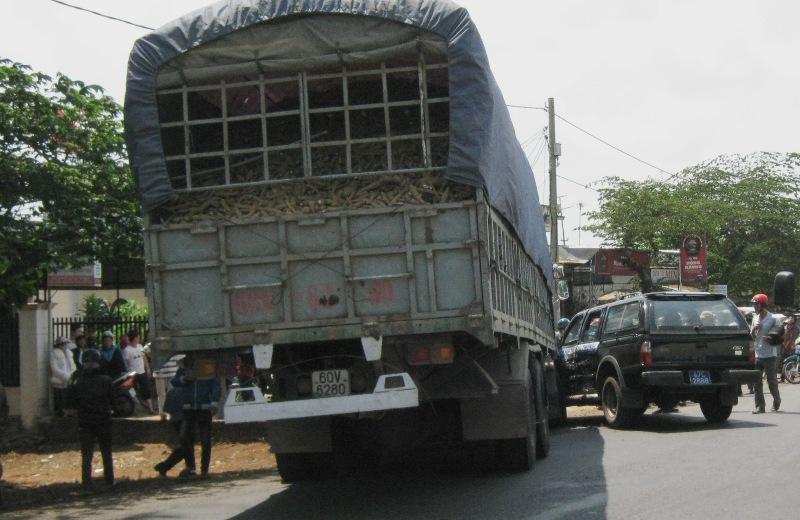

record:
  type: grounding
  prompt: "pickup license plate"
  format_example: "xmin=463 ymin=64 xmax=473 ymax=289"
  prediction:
xmin=312 ymin=369 xmax=350 ymax=398
xmin=689 ymin=370 xmax=712 ymax=385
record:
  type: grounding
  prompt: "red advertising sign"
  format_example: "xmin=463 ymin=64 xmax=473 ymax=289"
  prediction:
xmin=594 ymin=249 xmax=650 ymax=277
xmin=680 ymin=234 xmax=707 ymax=284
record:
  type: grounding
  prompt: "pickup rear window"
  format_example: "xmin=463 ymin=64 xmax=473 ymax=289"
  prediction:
xmin=650 ymin=298 xmax=749 ymax=333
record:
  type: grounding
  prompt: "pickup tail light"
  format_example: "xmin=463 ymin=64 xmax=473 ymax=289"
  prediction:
xmin=640 ymin=341 xmax=653 ymax=366
xmin=748 ymin=341 xmax=756 ymax=365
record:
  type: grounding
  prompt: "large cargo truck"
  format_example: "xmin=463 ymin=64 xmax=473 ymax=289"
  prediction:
xmin=125 ymin=0 xmax=559 ymax=480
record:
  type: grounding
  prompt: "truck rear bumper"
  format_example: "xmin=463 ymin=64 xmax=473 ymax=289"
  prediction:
xmin=223 ymin=373 xmax=419 ymax=423
xmin=641 ymin=369 xmax=760 ymax=387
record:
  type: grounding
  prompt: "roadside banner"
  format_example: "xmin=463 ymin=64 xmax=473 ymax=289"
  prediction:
xmin=680 ymin=234 xmax=707 ymax=285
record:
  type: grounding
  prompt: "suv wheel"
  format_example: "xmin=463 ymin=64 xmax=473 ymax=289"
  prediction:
xmin=601 ymin=376 xmax=636 ymax=429
xmin=699 ymin=397 xmax=733 ymax=424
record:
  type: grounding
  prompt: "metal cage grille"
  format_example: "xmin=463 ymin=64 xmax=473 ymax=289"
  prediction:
xmin=157 ymin=59 xmax=450 ymax=192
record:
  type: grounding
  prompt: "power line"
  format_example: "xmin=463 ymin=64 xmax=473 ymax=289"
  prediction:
xmin=509 ymin=103 xmax=675 ymax=178
xmin=554 ymin=113 xmax=674 ymax=177
xmin=508 ymin=104 xmax=547 ymax=112
xmin=48 ymin=0 xmax=154 ymax=31
xmin=557 ymin=174 xmax=597 ymax=191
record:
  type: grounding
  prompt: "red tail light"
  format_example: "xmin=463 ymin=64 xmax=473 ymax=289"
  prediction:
xmin=748 ymin=345 xmax=756 ymax=365
xmin=640 ymin=341 xmax=652 ymax=366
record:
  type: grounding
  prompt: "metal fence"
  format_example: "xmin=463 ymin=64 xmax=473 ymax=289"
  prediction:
xmin=0 ymin=307 xmax=20 ymax=386
xmin=52 ymin=317 xmax=150 ymax=346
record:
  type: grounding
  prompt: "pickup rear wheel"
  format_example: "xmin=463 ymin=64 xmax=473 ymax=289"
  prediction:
xmin=699 ymin=398 xmax=733 ymax=424
xmin=601 ymin=376 xmax=636 ymax=429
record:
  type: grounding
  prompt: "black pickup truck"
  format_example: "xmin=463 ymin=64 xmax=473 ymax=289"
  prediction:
xmin=556 ymin=292 xmax=760 ymax=428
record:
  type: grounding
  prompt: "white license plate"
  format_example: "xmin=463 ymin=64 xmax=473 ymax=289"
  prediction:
xmin=689 ymin=370 xmax=712 ymax=385
xmin=312 ymin=369 xmax=350 ymax=398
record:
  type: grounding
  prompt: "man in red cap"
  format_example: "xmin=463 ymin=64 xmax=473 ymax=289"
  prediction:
xmin=750 ymin=293 xmax=781 ymax=414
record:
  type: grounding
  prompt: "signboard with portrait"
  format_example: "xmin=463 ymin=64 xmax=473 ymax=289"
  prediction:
xmin=680 ymin=234 xmax=707 ymax=285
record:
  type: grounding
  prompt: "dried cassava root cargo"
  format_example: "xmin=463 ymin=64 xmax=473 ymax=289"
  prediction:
xmin=157 ymin=172 xmax=475 ymax=225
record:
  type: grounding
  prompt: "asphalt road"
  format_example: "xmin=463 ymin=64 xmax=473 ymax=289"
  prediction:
xmin=11 ymin=382 xmax=798 ymax=519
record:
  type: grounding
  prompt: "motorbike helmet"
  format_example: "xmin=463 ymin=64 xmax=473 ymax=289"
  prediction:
xmin=557 ymin=318 xmax=570 ymax=329
xmin=751 ymin=293 xmax=769 ymax=306
xmin=81 ymin=348 xmax=102 ymax=368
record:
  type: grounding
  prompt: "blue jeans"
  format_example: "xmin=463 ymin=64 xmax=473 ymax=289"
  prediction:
xmin=754 ymin=357 xmax=780 ymax=409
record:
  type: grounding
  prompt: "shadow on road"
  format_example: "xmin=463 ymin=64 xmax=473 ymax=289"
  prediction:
xmin=0 ymin=467 xmax=279 ymax=515
xmin=229 ymin=426 xmax=609 ymax=520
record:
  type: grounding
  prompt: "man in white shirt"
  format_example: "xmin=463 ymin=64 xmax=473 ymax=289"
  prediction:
xmin=750 ymin=293 xmax=781 ymax=414
xmin=123 ymin=329 xmax=156 ymax=414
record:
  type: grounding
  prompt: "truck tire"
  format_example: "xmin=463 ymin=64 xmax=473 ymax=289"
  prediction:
xmin=275 ymin=452 xmax=332 ymax=482
xmin=601 ymin=376 xmax=636 ymax=429
xmin=699 ymin=398 xmax=733 ymax=424
xmin=533 ymin=361 xmax=550 ymax=459
xmin=496 ymin=371 xmax=536 ymax=472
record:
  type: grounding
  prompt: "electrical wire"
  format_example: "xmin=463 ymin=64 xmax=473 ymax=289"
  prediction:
xmin=48 ymin=0 xmax=154 ymax=31
xmin=509 ymin=102 xmax=676 ymax=178
xmin=554 ymin=113 xmax=674 ymax=177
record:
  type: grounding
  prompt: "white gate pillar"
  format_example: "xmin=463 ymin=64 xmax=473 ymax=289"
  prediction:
xmin=18 ymin=302 xmax=53 ymax=432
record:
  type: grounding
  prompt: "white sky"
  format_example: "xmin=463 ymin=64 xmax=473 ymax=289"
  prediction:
xmin=3 ymin=0 xmax=799 ymax=248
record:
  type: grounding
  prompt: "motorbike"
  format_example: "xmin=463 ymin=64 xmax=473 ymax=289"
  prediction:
xmin=111 ymin=371 xmax=139 ymax=417
xmin=782 ymin=344 xmax=800 ymax=384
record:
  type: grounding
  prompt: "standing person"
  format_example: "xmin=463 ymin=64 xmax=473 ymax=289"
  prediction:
xmin=72 ymin=332 xmax=89 ymax=370
xmin=65 ymin=349 xmax=116 ymax=492
xmin=780 ymin=315 xmax=800 ymax=382
xmin=556 ymin=318 xmax=570 ymax=342
xmin=50 ymin=336 xmax=77 ymax=417
xmin=86 ymin=330 xmax=98 ymax=350
xmin=67 ymin=323 xmax=84 ymax=354
xmin=99 ymin=331 xmax=127 ymax=379
xmin=123 ymin=329 xmax=156 ymax=414
xmin=171 ymin=365 xmax=221 ymax=478
xmin=750 ymin=293 xmax=781 ymax=414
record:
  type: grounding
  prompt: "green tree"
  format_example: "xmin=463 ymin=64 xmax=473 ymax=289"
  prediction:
xmin=584 ymin=152 xmax=800 ymax=303
xmin=0 ymin=59 xmax=142 ymax=306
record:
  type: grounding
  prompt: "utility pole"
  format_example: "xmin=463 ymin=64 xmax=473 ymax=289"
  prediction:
xmin=547 ymin=98 xmax=559 ymax=263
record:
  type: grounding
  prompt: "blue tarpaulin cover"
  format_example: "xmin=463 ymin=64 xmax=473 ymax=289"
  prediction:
xmin=124 ymin=0 xmax=554 ymax=290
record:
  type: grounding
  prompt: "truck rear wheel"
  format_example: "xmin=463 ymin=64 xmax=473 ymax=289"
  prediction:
xmin=601 ymin=376 xmax=636 ymax=429
xmin=496 ymin=371 xmax=536 ymax=471
xmin=533 ymin=360 xmax=550 ymax=459
xmin=699 ymin=398 xmax=733 ymax=424
xmin=275 ymin=452 xmax=332 ymax=482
